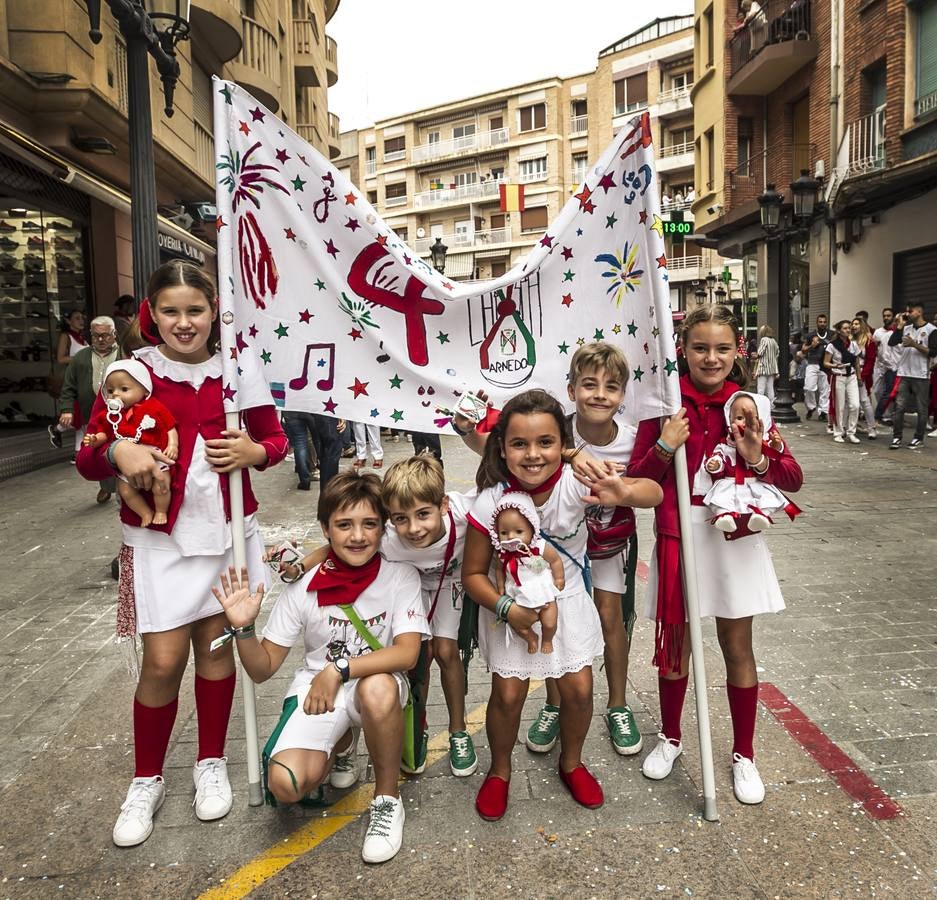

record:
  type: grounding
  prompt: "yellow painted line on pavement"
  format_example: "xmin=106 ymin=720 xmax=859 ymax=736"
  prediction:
xmin=200 ymin=680 xmax=544 ymax=899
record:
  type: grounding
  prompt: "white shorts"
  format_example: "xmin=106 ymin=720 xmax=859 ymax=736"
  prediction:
xmin=269 ymin=672 xmax=409 ymax=759
xmin=428 ymin=578 xmax=463 ymax=642
xmin=590 ymin=550 xmax=628 ymax=593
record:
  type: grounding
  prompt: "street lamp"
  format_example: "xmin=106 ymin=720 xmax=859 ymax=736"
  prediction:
xmin=83 ymin=1 xmax=191 ymax=296
xmin=706 ymin=270 xmax=717 ymax=295
xmin=430 ymin=237 xmax=448 ymax=274
xmin=694 ymin=284 xmax=707 ymax=304
xmin=715 ymin=284 xmax=727 ymax=303
xmin=757 ymin=172 xmax=823 ymax=424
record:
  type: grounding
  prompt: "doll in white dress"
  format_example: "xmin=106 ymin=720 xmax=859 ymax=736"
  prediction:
xmin=697 ymin=391 xmax=799 ymax=535
xmin=488 ymin=493 xmax=565 ymax=654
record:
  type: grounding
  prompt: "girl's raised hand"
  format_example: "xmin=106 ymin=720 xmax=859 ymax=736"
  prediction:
xmin=452 ymin=387 xmax=490 ymax=434
xmin=733 ymin=407 xmax=765 ymax=464
xmin=204 ymin=428 xmax=267 ymax=473
xmin=569 ymin=450 xmax=622 ymax=483
xmin=212 ymin=565 xmax=264 ymax=628
xmin=660 ymin=408 xmax=690 ymax=450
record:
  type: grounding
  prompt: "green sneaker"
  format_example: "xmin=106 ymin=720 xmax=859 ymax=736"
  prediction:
xmin=526 ymin=704 xmax=561 ymax=753
xmin=401 ymin=730 xmax=428 ymax=775
xmin=606 ymin=706 xmax=643 ymax=756
xmin=448 ymin=731 xmax=478 ymax=777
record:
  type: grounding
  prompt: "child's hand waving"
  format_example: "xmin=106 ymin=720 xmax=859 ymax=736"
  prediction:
xmin=212 ymin=565 xmax=264 ymax=628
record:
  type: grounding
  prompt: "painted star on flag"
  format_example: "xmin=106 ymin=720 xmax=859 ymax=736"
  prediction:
xmin=315 ymin=279 xmax=326 ymax=290
xmin=250 ymin=107 xmax=265 ymax=122
xmin=299 ymin=309 xmax=314 ymax=323
xmin=650 ymin=215 xmax=664 ymax=237
xmin=215 ymin=216 xmax=227 ymax=232
xmin=324 ymin=239 xmax=339 ymax=258
xmin=284 ymin=227 xmax=296 ymax=241
xmin=323 ymin=397 xmax=338 ymax=413
xmin=437 ymin=331 xmax=450 ymax=345
xmin=561 ymin=246 xmax=573 ymax=260
xmin=222 ymin=383 xmax=237 ymax=401
xmin=574 ymin=185 xmax=595 ymax=213
xmin=664 ymin=358 xmax=678 ymax=375
xmin=632 ymin=366 xmax=644 ymax=382
xmin=345 ymin=218 xmax=360 ymax=232
xmin=238 ymin=121 xmax=250 ymax=136
xmin=563 ymin=270 xmax=575 ymax=282
xmin=391 ymin=409 xmax=405 ymax=423
xmin=349 ymin=378 xmax=369 ymax=398
xmin=539 ymin=234 xmax=554 ymax=248
xmin=292 ymin=175 xmax=307 ymax=191
xmin=639 ymin=210 xmax=648 ymax=224
xmin=236 ymin=331 xmax=248 ymax=352
xmin=594 ymin=328 xmax=604 ymax=340
xmin=605 ymin=214 xmax=618 ymax=228
xmin=561 ymin=294 xmax=573 ymax=307
xmin=260 ymin=349 xmax=272 ymax=364
xmin=656 ymin=254 xmax=667 ymax=268
xmin=348 ymin=328 xmax=363 ymax=341
xmin=558 ymin=341 xmax=570 ymax=353
xmin=597 ymin=172 xmax=616 ymax=193
xmin=219 ymin=84 xmax=233 ymax=104
xmin=344 ymin=192 xmax=357 ymax=205
xmin=248 ymin=324 xmax=258 ymax=338
xmin=627 ymin=321 xmax=638 ymax=336
xmin=275 ymin=148 xmax=290 ymax=163
xmin=370 ymin=408 xmax=380 ymax=418
xmin=389 ymin=374 xmax=403 ymax=389
xmin=612 ymin=324 xmax=622 ymax=335
xmin=274 ymin=323 xmax=289 ymax=338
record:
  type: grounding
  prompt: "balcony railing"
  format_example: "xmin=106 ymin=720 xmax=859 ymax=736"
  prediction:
xmin=325 ymin=34 xmax=338 ymax=86
xmin=730 ymin=0 xmax=811 ymax=76
xmin=364 ymin=159 xmax=377 ymax=176
xmin=412 ymin=127 xmax=510 ymax=163
xmin=844 ymin=107 xmax=886 ymax=178
xmin=661 ymin=197 xmax=695 ymax=212
xmin=292 ymin=18 xmax=316 ymax=54
xmin=297 ymin=123 xmax=322 ymax=147
xmin=239 ymin=16 xmax=278 ymax=85
xmin=666 ymin=255 xmax=703 ymax=272
xmin=412 ymin=179 xmax=502 ymax=209
xmin=384 ymin=149 xmax=406 ymax=162
xmin=657 ymin=84 xmax=693 ymax=104
xmin=916 ymin=89 xmax=937 ymax=119
xmin=384 ymin=194 xmax=407 ymax=207
xmin=659 ymin=141 xmax=694 ymax=158
xmin=519 ymin=168 xmax=548 ymax=183
xmin=570 ymin=168 xmax=587 ymax=186
xmin=328 ymin=112 xmax=340 ymax=141
xmin=194 ymin=121 xmax=214 ymax=186
xmin=569 ymin=115 xmax=588 ymax=134
xmin=614 ymin=101 xmax=648 ymax=117
xmin=413 ymin=228 xmax=512 ymax=253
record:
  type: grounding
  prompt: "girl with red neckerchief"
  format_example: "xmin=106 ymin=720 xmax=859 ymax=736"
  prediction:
xmin=628 ymin=304 xmax=803 ymax=806
xmin=462 ymin=389 xmax=662 ymax=821
xmin=77 ymin=261 xmax=288 ymax=849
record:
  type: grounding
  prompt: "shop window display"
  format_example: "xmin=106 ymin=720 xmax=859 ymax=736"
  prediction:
xmin=0 ymin=210 xmax=86 ymax=423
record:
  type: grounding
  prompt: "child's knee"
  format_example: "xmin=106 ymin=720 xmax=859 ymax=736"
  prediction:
xmin=268 ymin=765 xmax=303 ymax=804
xmin=432 ymin=637 xmax=459 ymax=667
xmin=356 ymin=673 xmax=401 ymax=717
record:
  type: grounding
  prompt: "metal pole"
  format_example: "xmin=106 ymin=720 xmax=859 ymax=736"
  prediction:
xmin=673 ymin=444 xmax=719 ymax=822
xmin=772 ymin=236 xmax=800 ymax=423
xmin=125 ymin=34 xmax=161 ymax=297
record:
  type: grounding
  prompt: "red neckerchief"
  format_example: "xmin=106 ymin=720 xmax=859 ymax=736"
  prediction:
xmin=69 ymin=329 xmax=87 ymax=346
xmin=307 ymin=550 xmax=381 ymax=607
xmin=498 ymin=541 xmax=541 ymax=583
xmin=678 ymin=374 xmax=739 ymax=412
xmin=506 ymin=464 xmax=564 ymax=498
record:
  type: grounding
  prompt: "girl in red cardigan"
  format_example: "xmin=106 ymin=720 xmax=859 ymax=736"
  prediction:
xmin=627 ymin=304 xmax=803 ymax=806
xmin=77 ymin=261 xmax=287 ymax=848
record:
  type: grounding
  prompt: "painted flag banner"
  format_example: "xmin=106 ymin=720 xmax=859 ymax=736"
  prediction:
xmin=213 ymin=77 xmax=682 ymax=430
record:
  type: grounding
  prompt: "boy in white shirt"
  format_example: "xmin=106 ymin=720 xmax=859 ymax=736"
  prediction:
xmin=212 ymin=470 xmax=427 ymax=864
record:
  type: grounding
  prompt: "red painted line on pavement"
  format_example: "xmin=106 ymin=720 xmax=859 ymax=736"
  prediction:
xmin=759 ymin=682 xmax=902 ymax=820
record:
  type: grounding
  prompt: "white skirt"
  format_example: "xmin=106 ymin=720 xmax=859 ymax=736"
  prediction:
xmin=644 ymin=507 xmax=785 ymax=621
xmin=479 ymin=586 xmax=604 ymax=681
xmin=702 ymin=478 xmax=789 ymax=517
xmin=130 ymin=522 xmax=270 ymax=634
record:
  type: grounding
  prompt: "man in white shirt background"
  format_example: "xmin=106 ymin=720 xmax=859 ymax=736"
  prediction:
xmin=872 ymin=307 xmax=899 ymax=423
xmin=888 ymin=302 xmax=937 ymax=449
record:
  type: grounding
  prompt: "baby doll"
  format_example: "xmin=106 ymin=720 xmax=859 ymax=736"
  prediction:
xmin=84 ymin=359 xmax=178 ymax=527
xmin=488 ymin=493 xmax=565 ymax=654
xmin=697 ymin=390 xmax=798 ymax=536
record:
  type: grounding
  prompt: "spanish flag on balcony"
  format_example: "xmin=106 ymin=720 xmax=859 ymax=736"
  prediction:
xmin=499 ymin=183 xmax=525 ymax=213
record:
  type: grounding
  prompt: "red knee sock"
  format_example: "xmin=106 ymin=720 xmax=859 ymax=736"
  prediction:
xmin=658 ymin=674 xmax=689 ymax=742
xmin=726 ymin=682 xmax=759 ymax=760
xmin=194 ymin=671 xmax=237 ymax=761
xmin=133 ymin=696 xmax=178 ymax=778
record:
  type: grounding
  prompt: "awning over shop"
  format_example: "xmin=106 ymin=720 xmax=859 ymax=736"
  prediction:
xmin=475 ymin=248 xmax=510 ymax=260
xmin=442 ymin=252 xmax=474 ymax=279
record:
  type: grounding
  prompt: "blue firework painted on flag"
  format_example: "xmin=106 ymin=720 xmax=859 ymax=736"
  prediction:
xmin=595 ymin=243 xmax=645 ymax=307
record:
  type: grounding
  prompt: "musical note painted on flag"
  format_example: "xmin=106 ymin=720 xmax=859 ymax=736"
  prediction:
xmin=289 ymin=342 xmax=335 ymax=391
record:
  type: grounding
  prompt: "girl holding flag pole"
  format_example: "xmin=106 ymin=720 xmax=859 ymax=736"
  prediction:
xmin=628 ymin=304 xmax=803 ymax=805
xmin=77 ymin=261 xmax=287 ymax=847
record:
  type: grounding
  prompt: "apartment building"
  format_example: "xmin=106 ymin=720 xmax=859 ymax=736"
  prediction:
xmin=334 ymin=15 xmax=737 ymax=311
xmin=0 ymin=0 xmax=340 ymax=422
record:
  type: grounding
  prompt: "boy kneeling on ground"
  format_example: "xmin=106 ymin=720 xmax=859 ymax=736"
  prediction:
xmin=212 ymin=470 xmax=428 ymax=864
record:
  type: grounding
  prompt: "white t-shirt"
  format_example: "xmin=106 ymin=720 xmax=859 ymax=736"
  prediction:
xmin=826 ymin=339 xmax=859 ymax=377
xmin=263 ymin=558 xmax=428 ymax=697
xmin=468 ymin=466 xmax=590 ymax=591
xmin=873 ymin=326 xmax=900 ymax=372
xmin=895 ymin=323 xmax=937 ymax=379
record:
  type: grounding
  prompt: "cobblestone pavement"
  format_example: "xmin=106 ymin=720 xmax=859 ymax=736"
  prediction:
xmin=0 ymin=414 xmax=935 ymax=898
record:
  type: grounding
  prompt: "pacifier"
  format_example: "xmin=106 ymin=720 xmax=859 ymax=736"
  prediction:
xmin=106 ymin=398 xmax=124 ymax=414
xmin=499 ymin=538 xmax=529 ymax=554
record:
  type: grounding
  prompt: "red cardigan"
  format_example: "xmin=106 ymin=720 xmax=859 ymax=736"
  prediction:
xmin=627 ymin=376 xmax=803 ymax=537
xmin=77 ymin=358 xmax=287 ymax=533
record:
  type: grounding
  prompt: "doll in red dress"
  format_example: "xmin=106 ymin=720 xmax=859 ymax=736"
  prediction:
xmin=84 ymin=359 xmax=179 ymax=527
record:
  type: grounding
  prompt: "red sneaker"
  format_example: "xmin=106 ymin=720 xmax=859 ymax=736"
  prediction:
xmin=559 ymin=764 xmax=604 ymax=809
xmin=475 ymin=775 xmax=509 ymax=821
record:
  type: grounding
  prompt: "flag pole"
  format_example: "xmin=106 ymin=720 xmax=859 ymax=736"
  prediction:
xmin=673 ymin=444 xmax=719 ymax=822
xmin=213 ymin=76 xmax=263 ymax=807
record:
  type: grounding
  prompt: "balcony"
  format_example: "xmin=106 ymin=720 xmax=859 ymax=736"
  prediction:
xmin=230 ymin=16 xmax=279 ymax=112
xmin=569 ymin=115 xmax=588 ymax=135
xmin=656 ymin=84 xmax=693 ymax=118
xmin=519 ymin=168 xmax=548 ymax=184
xmin=325 ymin=35 xmax=338 ymax=87
xmin=296 ymin=123 xmax=323 ymax=150
xmin=841 ymin=108 xmax=887 ymax=180
xmin=656 ymin=141 xmax=694 ymax=173
xmin=728 ymin=0 xmax=817 ymax=96
xmin=328 ymin=113 xmax=341 ymax=160
xmin=570 ymin=168 xmax=587 ymax=186
xmin=661 ymin=196 xmax=695 ymax=212
xmin=292 ymin=19 xmax=321 ymax=87
xmin=384 ymin=149 xmax=406 ymax=163
xmin=189 ymin=0 xmax=243 ymax=62
xmin=194 ymin=120 xmax=214 ymax=187
xmin=412 ymin=179 xmax=502 ymax=209
xmin=665 ymin=255 xmax=703 ymax=283
xmin=412 ymin=128 xmax=509 ymax=163
xmin=384 ymin=194 xmax=407 ymax=207
xmin=364 ymin=159 xmax=377 ymax=177
xmin=413 ymin=228 xmax=512 ymax=253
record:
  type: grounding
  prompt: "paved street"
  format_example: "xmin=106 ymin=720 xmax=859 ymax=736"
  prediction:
xmin=0 ymin=415 xmax=935 ymax=898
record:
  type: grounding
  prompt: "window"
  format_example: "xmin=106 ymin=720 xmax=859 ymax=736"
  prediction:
xmin=519 ymin=103 xmax=546 ymax=131
xmin=672 ymin=71 xmax=691 ymax=91
xmin=791 ymin=95 xmax=810 ymax=178
xmin=519 ymin=156 xmax=547 ymax=181
xmin=917 ymin=0 xmax=937 ymax=117
xmin=365 ymin=145 xmax=376 ymax=176
xmin=490 ymin=166 xmax=505 ymax=181
xmin=491 ymin=260 xmax=508 ymax=277
xmin=737 ymin=116 xmax=753 ymax=176
xmin=614 ymin=73 xmax=648 ymax=115
xmin=571 ymin=99 xmax=587 ymax=118
xmin=453 ymin=171 xmax=477 ymax=188
xmin=385 ymin=182 xmax=407 ymax=199
xmin=455 ymin=219 xmax=473 ymax=245
xmin=367 ymin=190 xmax=377 ymax=204
xmin=426 ymin=130 xmax=440 ymax=145
xmin=520 ymin=206 xmax=548 ymax=232
xmin=383 ymin=135 xmax=406 ymax=160
xmin=395 ymin=227 xmax=408 ymax=243
xmin=668 ymin=126 xmax=694 ymax=152
xmin=704 ymin=127 xmax=714 ymax=190
xmin=704 ymin=6 xmax=714 ymax=68
xmin=490 ymin=213 xmax=506 ymax=230
xmin=571 ymin=152 xmax=587 ymax=184
xmin=489 ymin=115 xmax=503 ymax=130
xmin=453 ymin=124 xmax=476 ymax=139
xmin=241 ymin=0 xmax=256 ymax=18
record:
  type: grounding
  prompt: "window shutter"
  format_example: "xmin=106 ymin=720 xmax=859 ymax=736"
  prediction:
xmin=919 ymin=0 xmax=937 ymax=100
xmin=520 ymin=206 xmax=548 ymax=231
xmin=627 ymin=73 xmax=648 ymax=107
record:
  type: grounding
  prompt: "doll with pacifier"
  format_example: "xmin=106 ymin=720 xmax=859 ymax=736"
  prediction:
xmin=84 ymin=359 xmax=179 ymax=527
xmin=696 ymin=390 xmax=800 ymax=537
xmin=488 ymin=493 xmax=565 ymax=654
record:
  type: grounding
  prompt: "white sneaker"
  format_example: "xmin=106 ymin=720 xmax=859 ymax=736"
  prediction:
xmin=112 ymin=776 xmax=165 ymax=847
xmin=833 ymin=435 xmax=845 ymax=443
xmin=732 ymin=753 xmax=765 ymax=804
xmin=192 ymin=756 xmax=233 ymax=821
xmin=748 ymin=513 xmax=771 ymax=532
xmin=846 ymin=434 xmax=861 ymax=444
xmin=641 ymin=734 xmax=683 ymax=780
xmin=361 ymin=794 xmax=405 ymax=863
xmin=330 ymin=728 xmax=360 ymax=789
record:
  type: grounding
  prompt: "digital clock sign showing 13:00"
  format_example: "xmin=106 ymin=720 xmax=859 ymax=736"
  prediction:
xmin=662 ymin=220 xmax=692 ymax=235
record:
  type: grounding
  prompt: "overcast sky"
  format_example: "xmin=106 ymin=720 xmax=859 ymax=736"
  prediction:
xmin=326 ymin=2 xmax=693 ymax=131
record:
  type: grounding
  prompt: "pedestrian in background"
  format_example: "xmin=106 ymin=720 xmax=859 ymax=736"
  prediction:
xmin=824 ymin=320 xmax=861 ymax=444
xmin=411 ymin=430 xmax=443 ymax=464
xmin=352 ymin=420 xmax=384 ymax=469
xmin=852 ymin=317 xmax=878 ymax=439
xmin=802 ymin=314 xmax=831 ymax=420
xmin=872 ymin=307 xmax=898 ymax=424
xmin=754 ymin=325 xmax=779 ymax=408
xmin=112 ymin=294 xmax=137 ymax=350
xmin=281 ymin=410 xmax=345 ymax=491
xmin=888 ymin=303 xmax=937 ymax=449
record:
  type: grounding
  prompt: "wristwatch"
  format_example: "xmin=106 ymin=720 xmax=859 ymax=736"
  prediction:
xmin=333 ymin=658 xmax=350 ymax=683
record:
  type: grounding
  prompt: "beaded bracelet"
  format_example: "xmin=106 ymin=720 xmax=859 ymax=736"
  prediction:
xmin=494 ymin=594 xmax=515 ymax=623
xmin=450 ymin=418 xmax=470 ymax=437
xmin=656 ymin=437 xmax=676 ymax=455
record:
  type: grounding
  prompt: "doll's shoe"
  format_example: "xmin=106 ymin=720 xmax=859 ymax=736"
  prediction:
xmin=475 ymin=775 xmax=509 ymax=821
xmin=748 ymin=513 xmax=771 ymax=532
xmin=713 ymin=514 xmax=737 ymax=533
